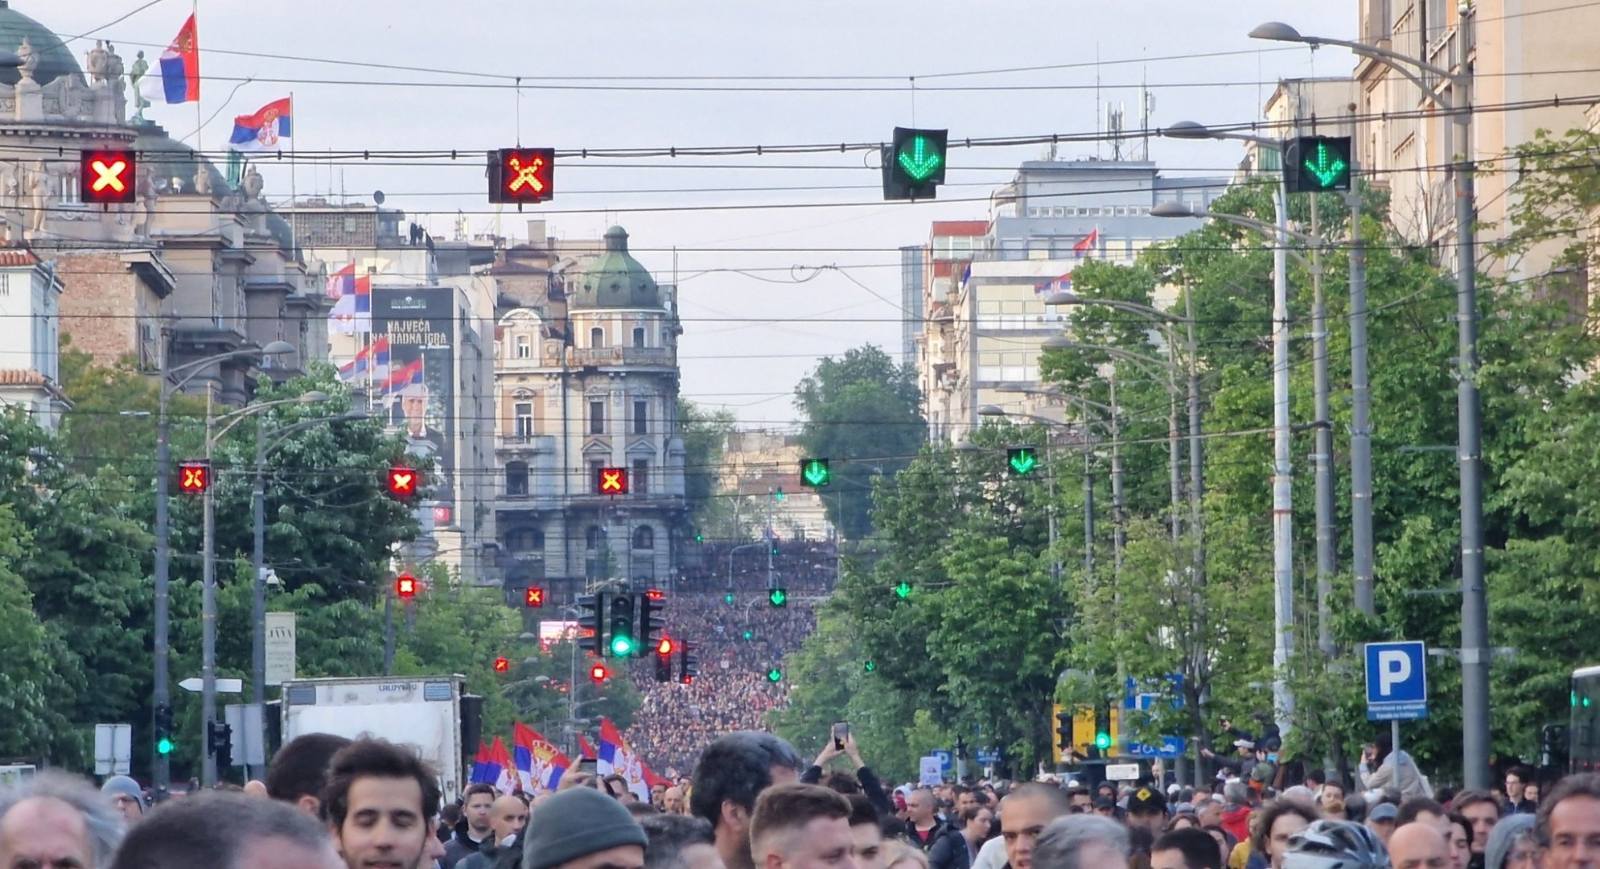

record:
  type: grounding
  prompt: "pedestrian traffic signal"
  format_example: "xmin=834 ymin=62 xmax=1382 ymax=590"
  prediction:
xmin=387 ymin=466 xmax=421 ymax=499
xmin=177 ymin=460 xmax=210 ymax=495
xmin=207 ymin=719 xmax=233 ymax=768
xmin=155 ymin=703 xmax=174 ymax=756
xmin=768 ymin=588 xmax=788 ymax=608
xmin=883 ymin=127 xmax=949 ymax=200
xmin=81 ymin=149 xmax=138 ymax=204
xmin=678 ymin=642 xmax=699 ymax=685
xmin=577 ymin=593 xmax=606 ymax=656
xmin=800 ymin=458 xmax=831 ymax=488
xmin=524 ymin=585 xmax=545 ymax=608
xmin=488 ymin=147 xmax=556 ymax=205
xmin=639 ymin=590 xmax=665 ymax=654
xmin=596 ymin=466 xmax=629 ymax=495
xmin=395 ymin=573 xmax=419 ymax=601
xmin=893 ymin=580 xmax=912 ymax=600
xmin=1284 ymin=136 xmax=1352 ymax=193
xmin=493 ymin=656 xmax=510 ymax=673
xmin=1008 ymin=446 xmax=1039 ymax=476
xmin=766 ymin=667 xmax=783 ymax=683
xmin=608 ymin=594 xmax=637 ymax=658
xmin=590 ymin=662 xmax=610 ymax=684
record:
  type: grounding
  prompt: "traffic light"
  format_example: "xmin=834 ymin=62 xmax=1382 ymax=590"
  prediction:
xmin=395 ymin=573 xmax=419 ymax=601
xmin=154 ymin=703 xmax=174 ymax=757
xmin=893 ymin=581 xmax=912 ymax=600
xmin=1056 ymin=710 xmax=1074 ymax=753
xmin=1008 ymin=446 xmax=1039 ymax=476
xmin=864 ymin=660 xmax=876 ymax=674
xmin=590 ymin=662 xmax=610 ymax=684
xmin=639 ymin=589 xmax=666 ymax=653
xmin=596 ymin=466 xmax=629 ymax=495
xmin=493 ymin=656 xmax=511 ymax=673
xmin=1094 ymin=702 xmax=1113 ymax=753
xmin=488 ymin=147 xmax=556 ymax=205
xmin=387 ymin=466 xmax=421 ymax=499
xmin=678 ymin=641 xmax=699 ymax=685
xmin=768 ymin=587 xmax=788 ymax=608
xmin=723 ymin=592 xmax=736 ymax=606
xmin=800 ymin=458 xmax=831 ymax=488
xmin=608 ymin=594 xmax=637 ymax=658
xmin=81 ymin=149 xmax=137 ymax=204
xmin=882 ymin=127 xmax=949 ymax=201
xmin=524 ymin=585 xmax=545 ymax=608
xmin=654 ymin=637 xmax=675 ymax=683
xmin=577 ymin=593 xmax=607 ymax=656
xmin=177 ymin=460 xmax=210 ymax=495
xmin=1284 ymin=136 xmax=1352 ymax=193
xmin=766 ymin=667 xmax=783 ymax=683
xmin=741 ymin=629 xmax=755 ymax=641
xmin=207 ymin=720 xmax=233 ymax=768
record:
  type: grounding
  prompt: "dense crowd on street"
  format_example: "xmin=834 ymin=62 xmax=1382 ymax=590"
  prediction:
xmin=5 ymin=724 xmax=1599 ymax=869
xmin=676 ymin=541 xmax=839 ymax=594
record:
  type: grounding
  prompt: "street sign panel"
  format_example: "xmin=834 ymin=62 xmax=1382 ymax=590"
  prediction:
xmin=93 ymin=724 xmax=131 ymax=776
xmin=919 ymin=756 xmax=942 ymax=785
xmin=1105 ymin=763 xmax=1141 ymax=781
xmin=265 ymin=612 xmax=296 ymax=686
xmin=224 ymin=703 xmax=267 ymax=767
xmin=179 ymin=677 xmax=244 ymax=693
xmin=933 ymin=749 xmax=952 ymax=774
xmin=1364 ymin=640 xmax=1428 ymax=721
xmin=975 ymin=748 xmax=1000 ymax=764
xmin=1126 ymin=736 xmax=1188 ymax=759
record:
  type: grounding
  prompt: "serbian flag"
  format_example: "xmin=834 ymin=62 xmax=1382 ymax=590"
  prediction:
xmin=338 ymin=336 xmax=388 ymax=383
xmin=328 ymin=277 xmax=373 ymax=335
xmin=1073 ymin=228 xmax=1099 ymax=257
xmin=576 ymin=733 xmax=598 ymax=761
xmin=230 ymin=97 xmax=292 ymax=152
xmin=325 ymin=262 xmax=355 ymax=300
xmin=642 ymin=760 xmax=671 ymax=791
xmin=378 ymin=357 xmax=423 ymax=396
xmin=469 ymin=742 xmax=496 ymax=785
xmin=490 ymin=737 xmax=517 ymax=795
xmin=597 ymin=718 xmax=650 ymax=802
xmin=156 ymin=14 xmax=199 ymax=104
xmin=1035 ymin=270 xmax=1074 ymax=296
xmin=513 ymin=722 xmax=571 ymax=791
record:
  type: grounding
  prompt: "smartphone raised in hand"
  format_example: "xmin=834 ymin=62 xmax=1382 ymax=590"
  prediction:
xmin=832 ymin=722 xmax=850 ymax=751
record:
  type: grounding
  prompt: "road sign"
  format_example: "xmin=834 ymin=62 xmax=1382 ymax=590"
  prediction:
xmin=919 ymin=756 xmax=942 ymax=785
xmin=179 ymin=677 xmax=243 ymax=693
xmin=223 ymin=703 xmax=267 ymax=767
xmin=265 ymin=611 xmax=296 ymax=686
xmin=932 ymin=749 xmax=952 ymax=774
xmin=1126 ymin=736 xmax=1188 ymax=759
xmin=1105 ymin=763 xmax=1141 ymax=781
xmin=1364 ymin=640 xmax=1428 ymax=721
xmin=975 ymin=748 xmax=1000 ymax=764
xmin=93 ymin=724 xmax=131 ymax=776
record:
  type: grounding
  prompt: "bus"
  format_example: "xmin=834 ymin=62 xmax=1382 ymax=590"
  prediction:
xmin=1573 ymin=666 xmax=1600 ymax=774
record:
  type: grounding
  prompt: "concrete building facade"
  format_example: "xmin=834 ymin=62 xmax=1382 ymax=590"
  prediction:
xmin=0 ymin=249 xmax=64 ymax=427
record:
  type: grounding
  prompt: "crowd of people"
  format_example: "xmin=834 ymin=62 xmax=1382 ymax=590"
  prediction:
xmin=5 ymin=725 xmax=1599 ymax=869
xmin=676 ymin=541 xmax=840 ymax=594
xmin=624 ymin=592 xmax=816 ymax=772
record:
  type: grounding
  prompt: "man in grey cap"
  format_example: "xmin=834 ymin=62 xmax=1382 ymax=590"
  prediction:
xmin=100 ymin=775 xmax=145 ymax=824
xmin=523 ymin=785 xmax=649 ymax=869
xmin=1366 ymin=803 xmax=1399 ymax=846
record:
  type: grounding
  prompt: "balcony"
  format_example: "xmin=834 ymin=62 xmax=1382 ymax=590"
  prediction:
xmin=567 ymin=346 xmax=675 ymax=369
xmin=496 ymin=434 xmax=557 ymax=455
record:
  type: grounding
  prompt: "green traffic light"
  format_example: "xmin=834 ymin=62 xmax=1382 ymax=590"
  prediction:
xmin=864 ymin=660 xmax=876 ymax=673
xmin=1095 ymin=732 xmax=1112 ymax=751
xmin=1008 ymin=447 xmax=1039 ymax=476
xmin=742 ymin=629 xmax=755 ymax=641
xmin=893 ymin=581 xmax=912 ymax=599
xmin=724 ymin=593 xmax=736 ymax=605
xmin=801 ymin=459 xmax=831 ymax=488
xmin=610 ymin=635 xmax=636 ymax=657
xmin=157 ymin=737 xmax=174 ymax=756
xmin=767 ymin=668 xmax=783 ymax=683
xmin=1303 ymin=141 xmax=1349 ymax=189
xmin=768 ymin=588 xmax=788 ymax=607
xmin=897 ymin=135 xmax=944 ymax=182
xmin=695 ymin=533 xmax=704 ymax=543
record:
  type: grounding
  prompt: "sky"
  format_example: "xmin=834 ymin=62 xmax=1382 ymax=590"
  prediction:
xmin=38 ymin=0 xmax=1353 ymax=427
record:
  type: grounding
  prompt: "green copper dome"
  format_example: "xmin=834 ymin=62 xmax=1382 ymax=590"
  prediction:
xmin=569 ymin=226 xmax=660 ymax=310
xmin=0 ymin=2 xmax=84 ymax=87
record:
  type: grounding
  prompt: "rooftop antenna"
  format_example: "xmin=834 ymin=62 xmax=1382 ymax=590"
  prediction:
xmin=1107 ymin=102 xmax=1125 ymax=161
xmin=1094 ymin=43 xmax=1102 ymax=160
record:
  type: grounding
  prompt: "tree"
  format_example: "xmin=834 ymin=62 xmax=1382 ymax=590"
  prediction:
xmin=0 ymin=503 xmax=70 ymax=760
xmin=677 ymin=399 xmax=737 ymax=538
xmin=794 ymin=346 xmax=925 ymax=539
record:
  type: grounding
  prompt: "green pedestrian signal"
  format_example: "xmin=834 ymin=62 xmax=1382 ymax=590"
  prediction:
xmin=883 ymin=127 xmax=948 ymax=201
xmin=893 ymin=581 xmax=912 ymax=600
xmin=800 ymin=458 xmax=831 ymax=488
xmin=1008 ymin=446 xmax=1039 ymax=476
xmin=768 ymin=588 xmax=788 ymax=607
xmin=767 ymin=667 xmax=783 ymax=683
xmin=1284 ymin=136 xmax=1352 ymax=193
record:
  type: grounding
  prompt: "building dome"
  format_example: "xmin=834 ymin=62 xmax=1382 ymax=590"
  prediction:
xmin=0 ymin=2 xmax=84 ymax=88
xmin=568 ymin=226 xmax=660 ymax=310
xmin=131 ymin=123 xmax=229 ymax=196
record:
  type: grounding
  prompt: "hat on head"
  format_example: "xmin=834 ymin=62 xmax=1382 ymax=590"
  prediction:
xmin=1093 ymin=796 xmax=1116 ymax=810
xmin=522 ymin=787 xmax=648 ymax=869
xmin=1127 ymin=786 xmax=1167 ymax=815
xmin=100 ymin=776 xmax=144 ymax=809
xmin=1368 ymin=802 xmax=1399 ymax=822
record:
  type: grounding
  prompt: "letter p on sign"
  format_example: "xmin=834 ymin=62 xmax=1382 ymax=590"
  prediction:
xmin=1378 ymin=650 xmax=1411 ymax=696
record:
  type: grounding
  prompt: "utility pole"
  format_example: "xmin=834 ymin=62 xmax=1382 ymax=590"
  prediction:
xmin=1348 ymin=160 xmax=1375 ymax=617
xmin=151 ymin=334 xmax=173 ymax=798
xmin=1311 ymin=197 xmax=1337 ymax=657
xmin=1270 ymin=181 xmax=1296 ymax=737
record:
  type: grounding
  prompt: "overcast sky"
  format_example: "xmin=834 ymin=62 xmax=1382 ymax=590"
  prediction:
xmin=42 ymin=0 xmax=1352 ymax=426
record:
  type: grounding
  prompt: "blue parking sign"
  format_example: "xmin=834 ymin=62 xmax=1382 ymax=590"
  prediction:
xmin=1364 ymin=641 xmax=1428 ymax=721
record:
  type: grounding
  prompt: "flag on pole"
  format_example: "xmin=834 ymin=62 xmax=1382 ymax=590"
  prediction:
xmin=513 ymin=723 xmax=571 ymax=791
xmin=378 ymin=357 xmax=423 ymax=396
xmin=152 ymin=14 xmax=200 ymax=104
xmin=468 ymin=742 xmax=496 ymax=786
xmin=328 ymin=276 xmax=373 ymax=335
xmin=325 ymin=262 xmax=355 ymax=300
xmin=597 ymin=718 xmax=650 ymax=802
xmin=229 ymin=97 xmax=293 ymax=152
xmin=576 ymin=734 xmax=598 ymax=761
xmin=489 ymin=737 xmax=516 ymax=795
xmin=338 ymin=336 xmax=389 ymax=383
xmin=1073 ymin=228 xmax=1099 ymax=257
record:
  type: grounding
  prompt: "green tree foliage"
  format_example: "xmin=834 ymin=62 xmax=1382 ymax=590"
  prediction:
xmin=677 ymin=399 xmax=738 ymax=538
xmin=0 ymin=503 xmax=71 ymax=759
xmin=794 ymin=345 xmax=925 ymax=539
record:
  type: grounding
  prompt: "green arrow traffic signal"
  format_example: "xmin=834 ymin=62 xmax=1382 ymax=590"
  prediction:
xmin=800 ymin=458 xmax=831 ymax=488
xmin=884 ymin=127 xmax=948 ymax=200
xmin=1303 ymin=142 xmax=1348 ymax=188
xmin=1008 ymin=447 xmax=1039 ymax=476
xmin=897 ymin=135 xmax=943 ymax=182
xmin=893 ymin=581 xmax=912 ymax=600
xmin=864 ymin=660 xmax=877 ymax=673
xmin=768 ymin=588 xmax=788 ymax=607
xmin=1286 ymin=136 xmax=1352 ymax=193
xmin=767 ymin=667 xmax=783 ymax=683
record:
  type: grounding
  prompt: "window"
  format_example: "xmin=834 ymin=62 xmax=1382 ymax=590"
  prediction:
xmin=589 ymin=400 xmax=605 ymax=434
xmin=632 ymin=400 xmax=648 ymax=436
xmin=514 ymin=402 xmax=534 ymax=439
xmin=515 ymin=335 xmax=531 ymax=359
xmin=505 ymin=462 xmax=528 ymax=496
xmin=632 ymin=459 xmax=649 ymax=495
xmin=585 ymin=525 xmax=604 ymax=550
xmin=506 ymin=526 xmax=542 ymax=553
xmin=633 ymin=526 xmax=654 ymax=550
xmin=590 ymin=326 xmax=605 ymax=348
xmin=588 ymin=460 xmax=605 ymax=489
xmin=632 ymin=327 xmax=646 ymax=349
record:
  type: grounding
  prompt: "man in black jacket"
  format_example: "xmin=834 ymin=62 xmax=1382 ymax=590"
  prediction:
xmin=799 ymin=733 xmax=893 ymax=823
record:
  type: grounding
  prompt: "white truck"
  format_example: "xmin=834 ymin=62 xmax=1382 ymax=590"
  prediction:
xmin=280 ymin=675 xmax=469 ymax=801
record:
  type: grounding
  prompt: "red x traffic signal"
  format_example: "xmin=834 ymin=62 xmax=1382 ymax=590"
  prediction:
xmin=596 ymin=466 xmax=629 ymax=495
xmin=524 ymin=586 xmax=545 ymax=608
xmin=81 ymin=149 xmax=137 ymax=204
xmin=387 ymin=466 xmax=421 ymax=499
xmin=488 ymin=148 xmax=556 ymax=204
xmin=395 ymin=573 xmax=419 ymax=601
xmin=493 ymin=656 xmax=510 ymax=673
xmin=177 ymin=461 xmax=210 ymax=495
xmin=589 ymin=662 xmax=609 ymax=684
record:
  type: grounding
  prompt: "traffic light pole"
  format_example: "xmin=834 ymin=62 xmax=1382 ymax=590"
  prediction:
xmin=1310 ymin=198 xmax=1337 ymax=659
xmin=151 ymin=349 xmax=173 ymax=797
xmin=201 ymin=394 xmax=219 ymax=787
xmin=1348 ymin=164 xmax=1375 ymax=618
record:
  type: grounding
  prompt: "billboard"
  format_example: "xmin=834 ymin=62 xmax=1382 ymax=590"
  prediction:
xmin=372 ymin=287 xmax=456 ymax=511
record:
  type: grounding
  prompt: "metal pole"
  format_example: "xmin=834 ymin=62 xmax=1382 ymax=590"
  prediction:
xmin=1349 ymin=163 xmax=1375 ymax=617
xmin=1046 ymin=438 xmax=1060 ymax=582
xmin=250 ymin=425 xmax=267 ymax=782
xmin=1167 ymin=349 xmax=1183 ymax=545
xmin=1108 ymin=375 xmax=1125 ymax=579
xmin=1271 ymin=180 xmax=1296 ymax=737
xmin=383 ymin=589 xmax=395 ymax=676
xmin=1311 ymin=198 xmax=1337 ymax=658
xmin=1082 ymin=406 xmax=1095 ymax=585
xmin=1185 ymin=290 xmax=1205 ymax=577
xmin=201 ymin=393 xmax=218 ymax=787
xmin=152 ymin=338 xmax=173 ymax=796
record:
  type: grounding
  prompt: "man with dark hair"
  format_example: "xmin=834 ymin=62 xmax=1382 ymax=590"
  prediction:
xmin=1152 ymin=826 xmax=1224 ymax=869
xmin=973 ymin=782 xmax=1073 ymax=869
xmin=321 ymin=738 xmax=444 ymax=869
xmin=459 ymin=794 xmax=532 ymax=869
xmin=1064 ymin=788 xmax=1091 ymax=815
xmin=520 ymin=787 xmax=649 ymax=869
xmin=1503 ymin=768 xmax=1532 ymax=811
xmin=803 ymin=733 xmax=893 ymax=821
xmin=110 ymin=790 xmax=343 ymax=869
xmin=1251 ymin=800 xmax=1318 ymax=869
xmin=957 ymin=805 xmax=993 ymax=867
xmin=1452 ymin=789 xmax=1501 ymax=868
xmin=1535 ymin=772 xmax=1600 ymax=869
xmin=847 ymin=794 xmax=886 ymax=869
xmin=641 ymin=813 xmax=724 ymax=869
xmin=749 ymin=784 xmax=857 ymax=869
xmin=922 ymin=790 xmax=972 ymax=869
xmin=445 ymin=783 xmax=500 ymax=868
xmin=692 ymin=732 xmax=804 ymax=869
xmin=267 ymin=732 xmax=354 ymax=817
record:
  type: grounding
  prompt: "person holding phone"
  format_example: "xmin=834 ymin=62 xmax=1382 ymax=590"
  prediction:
xmin=802 ymin=726 xmax=895 ymax=832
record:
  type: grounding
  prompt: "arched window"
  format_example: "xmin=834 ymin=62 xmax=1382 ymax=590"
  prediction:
xmin=590 ymin=326 xmax=605 ymax=348
xmin=505 ymin=461 xmax=528 ymax=496
xmin=632 ymin=526 xmax=654 ymax=550
xmin=585 ymin=525 xmax=604 ymax=550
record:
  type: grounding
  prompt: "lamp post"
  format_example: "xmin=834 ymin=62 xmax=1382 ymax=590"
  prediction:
xmin=151 ymin=338 xmax=295 ymax=796
xmin=1249 ymin=17 xmax=1487 ymax=790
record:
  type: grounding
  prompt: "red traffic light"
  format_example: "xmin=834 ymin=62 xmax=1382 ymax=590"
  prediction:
xmin=387 ymin=466 xmax=421 ymax=498
xmin=596 ymin=466 xmax=629 ymax=495
xmin=589 ymin=663 xmax=609 ymax=684
xmin=489 ymin=148 xmax=556 ymax=204
xmin=493 ymin=656 xmax=510 ymax=673
xmin=81 ymin=149 xmax=137 ymax=204
xmin=177 ymin=461 xmax=210 ymax=495
xmin=645 ymin=588 xmax=665 ymax=601
xmin=524 ymin=586 xmax=545 ymax=608
xmin=395 ymin=573 xmax=419 ymax=601
xmin=656 ymin=637 xmax=675 ymax=657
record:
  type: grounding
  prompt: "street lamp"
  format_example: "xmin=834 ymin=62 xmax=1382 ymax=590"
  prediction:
xmin=1250 ymin=16 xmax=1489 ymax=792
xmin=151 ymin=338 xmax=294 ymax=796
